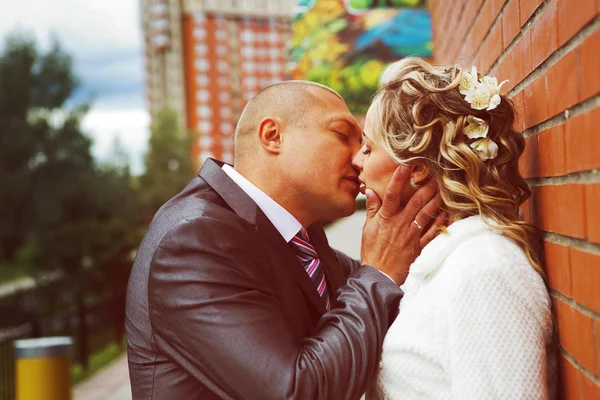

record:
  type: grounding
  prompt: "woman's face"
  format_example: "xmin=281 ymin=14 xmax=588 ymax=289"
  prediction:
xmin=352 ymin=104 xmax=400 ymax=201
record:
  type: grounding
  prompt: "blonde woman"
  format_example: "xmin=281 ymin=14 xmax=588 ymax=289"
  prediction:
xmin=352 ymin=57 xmax=556 ymax=399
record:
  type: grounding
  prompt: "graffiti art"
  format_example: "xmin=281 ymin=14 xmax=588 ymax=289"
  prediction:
xmin=290 ymin=0 xmax=432 ymax=113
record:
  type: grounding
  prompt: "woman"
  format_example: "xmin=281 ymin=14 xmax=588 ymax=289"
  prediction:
xmin=352 ymin=57 xmax=556 ymax=399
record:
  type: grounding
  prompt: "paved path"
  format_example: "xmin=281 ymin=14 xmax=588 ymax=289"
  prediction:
xmin=71 ymin=210 xmax=366 ymax=399
xmin=0 ymin=271 xmax=61 ymax=298
xmin=73 ymin=354 xmax=131 ymax=400
xmin=325 ymin=209 xmax=366 ymax=260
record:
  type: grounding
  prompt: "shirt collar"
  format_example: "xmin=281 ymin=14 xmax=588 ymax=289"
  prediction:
xmin=222 ymin=164 xmax=302 ymax=242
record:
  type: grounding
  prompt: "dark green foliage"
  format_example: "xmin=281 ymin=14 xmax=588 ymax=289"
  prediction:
xmin=0 ymin=31 xmax=142 ymax=295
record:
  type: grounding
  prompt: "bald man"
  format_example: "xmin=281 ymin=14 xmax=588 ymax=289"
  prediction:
xmin=125 ymin=81 xmax=441 ymax=399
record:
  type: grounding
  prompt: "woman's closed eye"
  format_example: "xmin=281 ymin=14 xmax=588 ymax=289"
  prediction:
xmin=362 ymin=145 xmax=371 ymax=155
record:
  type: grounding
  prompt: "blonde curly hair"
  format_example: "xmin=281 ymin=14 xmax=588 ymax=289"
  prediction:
xmin=371 ymin=57 xmax=543 ymax=277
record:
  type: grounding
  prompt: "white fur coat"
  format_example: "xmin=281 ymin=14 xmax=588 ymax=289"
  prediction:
xmin=370 ymin=216 xmax=556 ymax=400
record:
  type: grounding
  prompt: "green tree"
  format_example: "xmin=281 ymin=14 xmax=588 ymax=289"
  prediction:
xmin=0 ymin=31 xmax=142 ymax=296
xmin=139 ymin=108 xmax=195 ymax=218
xmin=0 ymin=32 xmax=82 ymax=259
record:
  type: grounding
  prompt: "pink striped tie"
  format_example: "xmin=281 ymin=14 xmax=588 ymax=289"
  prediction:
xmin=290 ymin=228 xmax=331 ymax=311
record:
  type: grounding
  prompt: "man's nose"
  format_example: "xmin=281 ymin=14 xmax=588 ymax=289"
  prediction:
xmin=351 ymin=151 xmax=363 ymax=171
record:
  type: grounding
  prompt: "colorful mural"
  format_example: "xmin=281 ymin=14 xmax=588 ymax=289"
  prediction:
xmin=290 ymin=0 xmax=432 ymax=113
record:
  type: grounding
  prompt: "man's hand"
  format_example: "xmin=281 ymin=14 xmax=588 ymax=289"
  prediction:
xmin=361 ymin=165 xmax=446 ymax=285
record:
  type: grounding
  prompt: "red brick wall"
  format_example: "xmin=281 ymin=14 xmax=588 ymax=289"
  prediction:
xmin=430 ymin=1 xmax=600 ymax=398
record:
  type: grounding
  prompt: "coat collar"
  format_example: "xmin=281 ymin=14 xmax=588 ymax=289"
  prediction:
xmin=401 ymin=215 xmax=497 ymax=293
xmin=198 ymin=158 xmax=335 ymax=315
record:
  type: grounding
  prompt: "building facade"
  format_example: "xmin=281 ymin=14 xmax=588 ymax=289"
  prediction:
xmin=141 ymin=0 xmax=296 ymax=165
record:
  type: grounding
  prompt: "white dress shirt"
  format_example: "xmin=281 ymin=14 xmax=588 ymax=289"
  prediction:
xmin=222 ymin=164 xmax=302 ymax=242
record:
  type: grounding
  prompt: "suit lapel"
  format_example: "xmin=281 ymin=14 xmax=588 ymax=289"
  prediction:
xmin=199 ymin=158 xmax=327 ymax=315
xmin=256 ymin=213 xmax=327 ymax=315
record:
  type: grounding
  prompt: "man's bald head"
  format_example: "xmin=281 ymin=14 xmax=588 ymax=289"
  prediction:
xmin=234 ymin=81 xmax=345 ymax=161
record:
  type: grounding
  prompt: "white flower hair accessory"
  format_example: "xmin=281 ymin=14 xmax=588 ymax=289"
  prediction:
xmin=459 ymin=66 xmax=508 ymax=111
xmin=462 ymin=115 xmax=498 ymax=161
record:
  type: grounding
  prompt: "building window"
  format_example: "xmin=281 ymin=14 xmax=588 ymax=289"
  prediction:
xmin=195 ymin=60 xmax=210 ymax=71
xmin=243 ymin=62 xmax=255 ymax=73
xmin=200 ymin=151 xmax=214 ymax=161
xmin=270 ymin=63 xmax=281 ymax=74
xmin=194 ymin=28 xmax=206 ymax=39
xmin=199 ymin=136 xmax=213 ymax=148
xmin=218 ymin=76 xmax=229 ymax=87
xmin=198 ymin=121 xmax=213 ymax=133
xmin=215 ymin=29 xmax=227 ymax=42
xmin=197 ymin=105 xmax=212 ymax=118
xmin=217 ymin=60 xmax=230 ymax=71
xmin=221 ymin=136 xmax=234 ymax=148
xmin=196 ymin=75 xmax=209 ymax=86
xmin=241 ymin=30 xmax=254 ymax=43
xmin=244 ymin=77 xmax=257 ymax=87
xmin=197 ymin=90 xmax=211 ymax=102
xmin=220 ymin=107 xmax=233 ymax=118
xmin=219 ymin=92 xmax=231 ymax=103
xmin=220 ymin=122 xmax=234 ymax=135
xmin=222 ymin=151 xmax=233 ymax=163
xmin=216 ymin=45 xmax=228 ymax=56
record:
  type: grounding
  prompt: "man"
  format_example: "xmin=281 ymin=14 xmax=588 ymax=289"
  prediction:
xmin=126 ymin=81 xmax=442 ymax=399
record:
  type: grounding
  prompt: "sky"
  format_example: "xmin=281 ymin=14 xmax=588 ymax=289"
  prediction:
xmin=0 ymin=0 xmax=149 ymax=174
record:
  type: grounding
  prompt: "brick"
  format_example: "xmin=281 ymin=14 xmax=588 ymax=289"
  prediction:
xmin=570 ymin=248 xmax=600 ymax=314
xmin=597 ymin=322 xmax=600 ymax=377
xmin=503 ymin=0 xmax=521 ymax=47
xmin=581 ymin=29 xmax=600 ymax=100
xmin=513 ymin=30 xmax=533 ymax=85
xmin=544 ymin=241 xmax=572 ymax=296
xmin=558 ymin=0 xmax=597 ymax=46
xmin=547 ymin=49 xmax=581 ymax=118
xmin=520 ymin=0 xmax=542 ymax=24
xmin=555 ymin=298 xmax=596 ymax=372
xmin=511 ymin=90 xmax=527 ymax=131
xmin=465 ymin=0 xmax=497 ymax=61
xmin=524 ymin=74 xmax=549 ymax=128
xmin=585 ymin=184 xmax=600 ymax=244
xmin=520 ymin=134 xmax=539 ymax=178
xmin=480 ymin=21 xmax=504 ymax=73
xmin=582 ymin=373 xmax=600 ymax=399
xmin=558 ymin=354 xmax=581 ymax=400
xmin=492 ymin=0 xmax=508 ymax=14
xmin=531 ymin=0 xmax=558 ymax=68
xmin=533 ymin=184 xmax=586 ymax=238
xmin=496 ymin=51 xmax=516 ymax=92
xmin=537 ymin=124 xmax=566 ymax=177
xmin=565 ymin=107 xmax=600 ymax=173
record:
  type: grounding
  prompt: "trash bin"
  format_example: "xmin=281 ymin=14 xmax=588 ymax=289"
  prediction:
xmin=14 ymin=337 xmax=73 ymax=400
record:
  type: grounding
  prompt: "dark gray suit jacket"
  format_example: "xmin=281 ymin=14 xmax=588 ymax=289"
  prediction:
xmin=125 ymin=158 xmax=402 ymax=399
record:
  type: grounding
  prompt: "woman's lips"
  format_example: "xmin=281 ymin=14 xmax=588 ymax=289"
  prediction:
xmin=359 ymin=185 xmax=366 ymax=194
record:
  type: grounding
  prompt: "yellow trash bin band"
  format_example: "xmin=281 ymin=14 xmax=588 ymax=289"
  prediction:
xmin=14 ymin=337 xmax=73 ymax=400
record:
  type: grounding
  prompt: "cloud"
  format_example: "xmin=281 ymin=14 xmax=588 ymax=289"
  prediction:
xmin=0 ymin=0 xmax=149 ymax=171
xmin=82 ymin=108 xmax=150 ymax=176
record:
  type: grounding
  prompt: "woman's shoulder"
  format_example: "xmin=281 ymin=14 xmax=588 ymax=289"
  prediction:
xmin=439 ymin=229 xmax=550 ymax=318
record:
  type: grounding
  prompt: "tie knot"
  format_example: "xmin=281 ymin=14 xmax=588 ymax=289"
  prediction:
xmin=290 ymin=229 xmax=317 ymax=260
xmin=297 ymin=227 xmax=309 ymax=242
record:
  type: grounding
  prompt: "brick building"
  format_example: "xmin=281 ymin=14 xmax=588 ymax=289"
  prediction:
xmin=430 ymin=0 xmax=600 ymax=397
xmin=140 ymin=0 xmax=296 ymax=165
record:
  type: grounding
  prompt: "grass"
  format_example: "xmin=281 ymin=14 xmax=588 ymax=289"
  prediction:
xmin=0 ymin=262 xmax=30 ymax=285
xmin=71 ymin=338 xmax=127 ymax=385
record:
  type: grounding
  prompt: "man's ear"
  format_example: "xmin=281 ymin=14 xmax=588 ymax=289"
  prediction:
xmin=258 ymin=117 xmax=283 ymax=154
xmin=411 ymin=162 xmax=430 ymax=185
